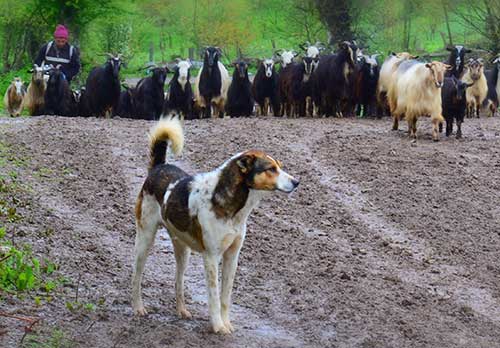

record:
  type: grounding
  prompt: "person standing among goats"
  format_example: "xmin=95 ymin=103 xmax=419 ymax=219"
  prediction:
xmin=35 ymin=25 xmax=81 ymax=84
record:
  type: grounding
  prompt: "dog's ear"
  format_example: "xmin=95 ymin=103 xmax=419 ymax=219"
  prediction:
xmin=236 ymin=154 xmax=255 ymax=174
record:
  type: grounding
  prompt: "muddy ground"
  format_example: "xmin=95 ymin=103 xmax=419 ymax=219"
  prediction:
xmin=0 ymin=115 xmax=499 ymax=348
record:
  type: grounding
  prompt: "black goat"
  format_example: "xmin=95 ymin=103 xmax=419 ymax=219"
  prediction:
xmin=252 ymin=59 xmax=280 ymax=116
xmin=225 ymin=60 xmax=254 ymax=117
xmin=165 ymin=60 xmax=194 ymax=119
xmin=484 ymin=56 xmax=500 ymax=117
xmin=134 ymin=67 xmax=169 ymax=120
xmin=84 ymin=54 xmax=122 ymax=117
xmin=441 ymin=76 xmax=473 ymax=138
xmin=195 ymin=47 xmax=229 ymax=118
xmin=114 ymin=87 xmax=137 ymax=119
xmin=312 ymin=41 xmax=359 ymax=117
xmin=44 ymin=66 xmax=74 ymax=116
xmin=77 ymin=87 xmax=92 ymax=117
xmin=353 ymin=54 xmax=380 ymax=117
xmin=282 ymin=57 xmax=317 ymax=117
xmin=445 ymin=45 xmax=471 ymax=78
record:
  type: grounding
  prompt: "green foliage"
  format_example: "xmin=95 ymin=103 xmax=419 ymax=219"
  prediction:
xmin=0 ymin=228 xmax=59 ymax=293
xmin=65 ymin=300 xmax=96 ymax=312
xmin=23 ymin=329 xmax=73 ymax=348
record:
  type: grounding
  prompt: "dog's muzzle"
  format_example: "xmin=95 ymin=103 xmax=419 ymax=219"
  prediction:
xmin=277 ymin=169 xmax=300 ymax=193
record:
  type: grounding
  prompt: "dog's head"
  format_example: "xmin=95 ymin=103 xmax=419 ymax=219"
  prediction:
xmin=234 ymin=150 xmax=299 ymax=193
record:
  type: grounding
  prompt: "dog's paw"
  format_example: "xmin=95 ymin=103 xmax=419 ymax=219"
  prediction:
xmin=177 ymin=308 xmax=192 ymax=319
xmin=213 ymin=323 xmax=232 ymax=335
xmin=133 ymin=306 xmax=148 ymax=316
xmin=223 ymin=321 xmax=235 ymax=333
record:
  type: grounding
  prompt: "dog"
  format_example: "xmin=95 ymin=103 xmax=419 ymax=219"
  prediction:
xmin=131 ymin=116 xmax=299 ymax=334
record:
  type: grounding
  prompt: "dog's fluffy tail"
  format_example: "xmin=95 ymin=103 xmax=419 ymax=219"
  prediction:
xmin=148 ymin=115 xmax=184 ymax=170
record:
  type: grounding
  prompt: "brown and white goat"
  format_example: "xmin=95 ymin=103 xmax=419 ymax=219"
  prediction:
xmin=389 ymin=61 xmax=451 ymax=141
xmin=461 ymin=58 xmax=488 ymax=118
xmin=24 ymin=64 xmax=47 ymax=116
xmin=377 ymin=52 xmax=418 ymax=115
xmin=3 ymin=77 xmax=25 ymax=117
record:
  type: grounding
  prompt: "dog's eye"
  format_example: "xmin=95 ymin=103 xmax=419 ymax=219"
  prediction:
xmin=267 ymin=167 xmax=277 ymax=173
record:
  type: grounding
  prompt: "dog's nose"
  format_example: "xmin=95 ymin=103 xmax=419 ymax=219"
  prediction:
xmin=292 ymin=179 xmax=300 ymax=188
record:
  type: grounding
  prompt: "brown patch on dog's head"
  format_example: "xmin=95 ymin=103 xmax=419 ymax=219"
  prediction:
xmin=235 ymin=150 xmax=283 ymax=191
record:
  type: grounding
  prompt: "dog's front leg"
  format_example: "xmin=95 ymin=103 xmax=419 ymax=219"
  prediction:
xmin=220 ymin=236 xmax=243 ymax=333
xmin=203 ymin=253 xmax=230 ymax=334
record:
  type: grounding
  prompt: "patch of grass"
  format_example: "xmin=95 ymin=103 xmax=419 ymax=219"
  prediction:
xmin=22 ymin=328 xmax=74 ymax=348
xmin=0 ymin=227 xmax=59 ymax=294
xmin=0 ymin=140 xmax=28 ymax=168
xmin=65 ymin=300 xmax=97 ymax=313
xmin=33 ymin=167 xmax=54 ymax=179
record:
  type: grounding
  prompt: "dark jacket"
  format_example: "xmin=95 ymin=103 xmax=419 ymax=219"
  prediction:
xmin=35 ymin=41 xmax=81 ymax=83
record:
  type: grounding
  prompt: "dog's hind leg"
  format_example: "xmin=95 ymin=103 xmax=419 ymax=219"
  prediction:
xmin=220 ymin=236 xmax=243 ymax=333
xmin=203 ymin=253 xmax=230 ymax=334
xmin=172 ymin=238 xmax=192 ymax=319
xmin=132 ymin=194 xmax=160 ymax=316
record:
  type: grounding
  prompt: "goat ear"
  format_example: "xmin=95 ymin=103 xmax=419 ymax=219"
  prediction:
xmin=446 ymin=45 xmax=454 ymax=52
xmin=412 ymin=55 xmax=419 ymax=59
xmin=464 ymin=48 xmax=472 ymax=53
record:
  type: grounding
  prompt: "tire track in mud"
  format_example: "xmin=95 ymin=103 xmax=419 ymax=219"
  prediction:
xmin=290 ymin=122 xmax=500 ymax=328
xmin=3 ymin=116 xmax=500 ymax=348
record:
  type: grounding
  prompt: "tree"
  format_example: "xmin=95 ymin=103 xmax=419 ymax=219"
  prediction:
xmin=289 ymin=0 xmax=325 ymax=43
xmin=315 ymin=0 xmax=354 ymax=45
xmin=454 ymin=0 xmax=500 ymax=52
xmin=0 ymin=0 xmax=47 ymax=71
xmin=31 ymin=0 xmax=117 ymax=42
xmin=140 ymin=0 xmax=177 ymax=62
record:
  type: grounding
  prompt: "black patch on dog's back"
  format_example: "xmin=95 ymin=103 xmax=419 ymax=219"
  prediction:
xmin=142 ymin=164 xmax=189 ymax=204
xmin=164 ymin=177 xmax=193 ymax=232
xmin=163 ymin=177 xmax=204 ymax=249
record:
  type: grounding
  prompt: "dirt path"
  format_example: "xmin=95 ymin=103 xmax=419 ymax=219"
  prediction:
xmin=1 ymin=116 xmax=500 ymax=348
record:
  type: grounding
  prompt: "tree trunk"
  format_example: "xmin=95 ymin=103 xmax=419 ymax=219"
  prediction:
xmin=442 ymin=0 xmax=453 ymax=46
xmin=315 ymin=0 xmax=353 ymax=45
xmin=2 ymin=28 xmax=13 ymax=72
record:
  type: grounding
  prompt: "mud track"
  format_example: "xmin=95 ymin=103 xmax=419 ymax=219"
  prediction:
xmin=1 ymin=116 xmax=500 ymax=347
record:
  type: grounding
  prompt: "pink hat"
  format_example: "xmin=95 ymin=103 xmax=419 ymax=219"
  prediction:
xmin=54 ymin=25 xmax=69 ymax=39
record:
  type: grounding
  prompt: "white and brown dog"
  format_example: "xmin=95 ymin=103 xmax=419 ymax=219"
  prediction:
xmin=131 ymin=117 xmax=299 ymax=334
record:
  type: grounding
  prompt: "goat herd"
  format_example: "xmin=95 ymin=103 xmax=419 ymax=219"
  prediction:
xmin=4 ymin=42 xmax=500 ymax=141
